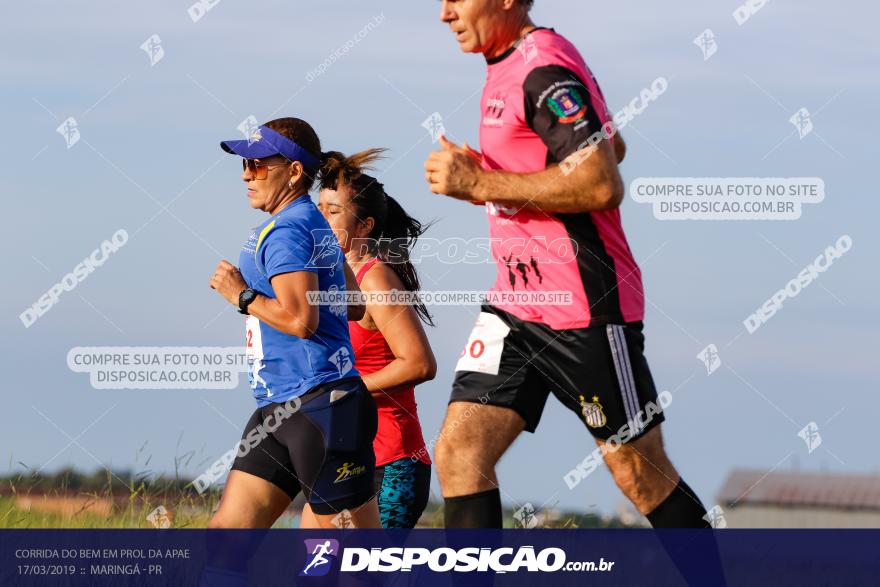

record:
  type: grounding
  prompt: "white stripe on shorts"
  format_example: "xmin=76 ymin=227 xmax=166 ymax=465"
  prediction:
xmin=606 ymin=324 xmax=642 ymax=435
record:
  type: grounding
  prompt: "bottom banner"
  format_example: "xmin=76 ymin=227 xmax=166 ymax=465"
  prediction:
xmin=1 ymin=529 xmax=877 ymax=586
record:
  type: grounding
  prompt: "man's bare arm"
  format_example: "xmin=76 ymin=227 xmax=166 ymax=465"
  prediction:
xmin=473 ymin=139 xmax=623 ymax=214
xmin=425 ymin=135 xmax=624 ymax=215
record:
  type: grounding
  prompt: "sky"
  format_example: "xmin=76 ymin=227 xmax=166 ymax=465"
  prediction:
xmin=1 ymin=0 xmax=877 ymax=519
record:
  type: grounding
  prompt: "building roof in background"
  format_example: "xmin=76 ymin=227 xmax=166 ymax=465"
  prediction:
xmin=718 ymin=469 xmax=880 ymax=510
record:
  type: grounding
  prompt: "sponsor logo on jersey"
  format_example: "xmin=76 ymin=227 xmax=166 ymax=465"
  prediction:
xmin=547 ymin=87 xmax=586 ymax=124
xmin=483 ymin=95 xmax=506 ymax=127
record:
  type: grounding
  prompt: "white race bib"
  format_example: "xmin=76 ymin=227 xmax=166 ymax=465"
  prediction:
xmin=245 ymin=315 xmax=269 ymax=394
xmin=245 ymin=315 xmax=263 ymax=359
xmin=454 ymin=312 xmax=511 ymax=376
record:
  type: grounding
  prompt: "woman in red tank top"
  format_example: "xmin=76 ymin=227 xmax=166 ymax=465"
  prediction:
xmin=314 ymin=148 xmax=436 ymax=528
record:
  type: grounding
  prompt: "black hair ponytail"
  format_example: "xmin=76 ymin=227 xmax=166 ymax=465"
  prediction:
xmin=319 ymin=149 xmax=435 ymax=326
xmin=374 ymin=194 xmax=433 ymax=326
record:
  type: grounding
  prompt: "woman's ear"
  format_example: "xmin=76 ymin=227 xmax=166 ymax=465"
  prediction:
xmin=359 ymin=216 xmax=375 ymax=238
xmin=287 ymin=160 xmax=304 ymax=186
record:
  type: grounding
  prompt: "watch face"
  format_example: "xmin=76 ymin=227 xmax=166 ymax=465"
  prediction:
xmin=241 ymin=289 xmax=256 ymax=303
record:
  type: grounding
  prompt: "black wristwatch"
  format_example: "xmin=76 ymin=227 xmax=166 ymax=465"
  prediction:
xmin=238 ymin=288 xmax=258 ymax=315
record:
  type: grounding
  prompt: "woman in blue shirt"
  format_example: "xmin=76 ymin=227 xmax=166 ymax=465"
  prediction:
xmin=207 ymin=117 xmax=379 ymax=529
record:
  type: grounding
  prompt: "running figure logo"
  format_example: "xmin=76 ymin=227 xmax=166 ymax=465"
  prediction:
xmin=693 ymin=29 xmax=718 ymax=61
xmin=56 ymin=117 xmax=80 ymax=149
xmin=517 ymin=33 xmax=539 ymax=63
xmin=702 ymin=505 xmax=728 ymax=529
xmin=503 ymin=255 xmax=543 ymax=290
xmin=513 ymin=502 xmax=539 ymax=528
xmin=697 ymin=344 xmax=722 ymax=375
xmin=307 ymin=230 xmax=341 ymax=277
xmin=140 ymin=34 xmax=164 ymax=66
xmin=237 ymin=115 xmax=260 ymax=145
xmin=421 ymin=112 xmax=446 ymax=143
xmin=334 ymin=461 xmax=366 ymax=484
xmin=332 ymin=509 xmax=353 ymax=529
xmin=789 ymin=107 xmax=814 ymax=139
xmin=300 ymin=539 xmax=340 ymax=577
xmin=329 ymin=347 xmax=353 ymax=377
xmin=797 ymin=421 xmax=822 ymax=453
xmin=250 ymin=359 xmax=269 ymax=396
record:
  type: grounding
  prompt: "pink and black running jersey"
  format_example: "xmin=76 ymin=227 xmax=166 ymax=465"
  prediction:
xmin=479 ymin=27 xmax=644 ymax=330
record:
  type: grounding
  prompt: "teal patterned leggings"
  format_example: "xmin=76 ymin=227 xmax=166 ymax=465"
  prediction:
xmin=373 ymin=458 xmax=432 ymax=528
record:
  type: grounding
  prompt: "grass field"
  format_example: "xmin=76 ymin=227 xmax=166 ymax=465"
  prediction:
xmin=0 ymin=493 xmax=218 ymax=529
xmin=0 ymin=468 xmax=639 ymax=528
xmin=0 ymin=468 xmax=218 ymax=528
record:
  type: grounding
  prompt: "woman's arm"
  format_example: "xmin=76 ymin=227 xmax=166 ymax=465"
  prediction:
xmin=209 ymin=260 xmax=319 ymax=339
xmin=356 ymin=264 xmax=436 ymax=396
xmin=250 ymin=271 xmax=319 ymax=338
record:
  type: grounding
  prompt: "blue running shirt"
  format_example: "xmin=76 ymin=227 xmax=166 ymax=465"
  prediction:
xmin=239 ymin=196 xmax=357 ymax=406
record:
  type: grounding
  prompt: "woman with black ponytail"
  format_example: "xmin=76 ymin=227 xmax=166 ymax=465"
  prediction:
xmin=308 ymin=148 xmax=437 ymax=528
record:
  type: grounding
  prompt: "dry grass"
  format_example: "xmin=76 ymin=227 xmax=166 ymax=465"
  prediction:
xmin=0 ymin=466 xmax=219 ymax=528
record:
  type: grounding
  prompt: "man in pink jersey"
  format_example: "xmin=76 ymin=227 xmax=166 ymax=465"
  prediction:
xmin=425 ymin=0 xmax=712 ymax=532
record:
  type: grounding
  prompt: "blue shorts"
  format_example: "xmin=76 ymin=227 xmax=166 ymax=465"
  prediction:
xmin=230 ymin=377 xmax=377 ymax=515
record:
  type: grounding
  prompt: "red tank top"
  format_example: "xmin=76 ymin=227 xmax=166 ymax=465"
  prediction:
xmin=349 ymin=258 xmax=431 ymax=466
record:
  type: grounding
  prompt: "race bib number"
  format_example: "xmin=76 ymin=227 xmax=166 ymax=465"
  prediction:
xmin=245 ymin=316 xmax=267 ymax=392
xmin=245 ymin=315 xmax=263 ymax=359
xmin=454 ymin=312 xmax=511 ymax=375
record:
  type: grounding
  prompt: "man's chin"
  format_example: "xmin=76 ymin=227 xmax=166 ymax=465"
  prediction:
xmin=454 ymin=37 xmax=479 ymax=54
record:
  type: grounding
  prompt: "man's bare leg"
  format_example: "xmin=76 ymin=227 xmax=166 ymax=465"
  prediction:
xmin=435 ymin=402 xmax=525 ymax=527
xmin=599 ymin=426 xmax=684 ymax=516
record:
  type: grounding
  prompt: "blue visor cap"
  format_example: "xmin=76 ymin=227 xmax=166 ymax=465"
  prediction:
xmin=220 ymin=125 xmax=320 ymax=171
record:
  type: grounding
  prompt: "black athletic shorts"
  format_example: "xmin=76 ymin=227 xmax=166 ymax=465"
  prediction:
xmin=450 ymin=305 xmax=664 ymax=441
xmin=230 ymin=376 xmax=377 ymax=515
